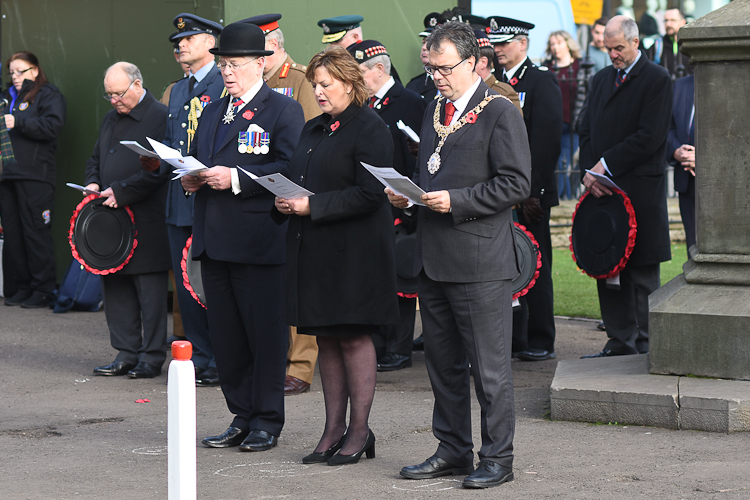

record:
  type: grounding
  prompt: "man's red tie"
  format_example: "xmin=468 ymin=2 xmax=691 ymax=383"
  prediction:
xmin=444 ymin=101 xmax=456 ymax=126
xmin=368 ymin=96 xmax=378 ymax=109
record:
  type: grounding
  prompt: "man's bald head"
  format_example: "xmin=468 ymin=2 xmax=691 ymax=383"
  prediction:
xmin=604 ymin=15 xmax=639 ymax=43
xmin=103 ymin=61 xmax=144 ymax=114
xmin=603 ymin=15 xmax=640 ymax=70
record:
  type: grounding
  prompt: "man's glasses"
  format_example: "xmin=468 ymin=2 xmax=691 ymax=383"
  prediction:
xmin=102 ymin=80 xmax=135 ymax=101
xmin=10 ymin=67 xmax=34 ymax=77
xmin=217 ymin=59 xmax=256 ymax=71
xmin=424 ymin=58 xmax=467 ymax=77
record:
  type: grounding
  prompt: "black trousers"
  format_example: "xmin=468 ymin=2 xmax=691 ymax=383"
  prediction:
xmin=679 ymin=175 xmax=696 ymax=258
xmin=201 ymin=258 xmax=287 ymax=436
xmin=0 ymin=180 xmax=56 ymax=296
xmin=512 ymin=208 xmax=556 ymax=352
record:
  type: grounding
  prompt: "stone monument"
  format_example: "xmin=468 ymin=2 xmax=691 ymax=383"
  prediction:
xmin=649 ymin=0 xmax=750 ymax=381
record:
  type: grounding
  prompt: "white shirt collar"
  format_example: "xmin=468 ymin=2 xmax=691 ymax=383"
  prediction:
xmin=447 ymin=74 xmax=481 ymax=125
xmin=227 ymin=78 xmax=264 ymax=112
xmin=374 ymin=76 xmax=396 ymax=100
xmin=504 ymin=58 xmax=526 ymax=80
xmin=622 ymin=50 xmax=642 ymax=76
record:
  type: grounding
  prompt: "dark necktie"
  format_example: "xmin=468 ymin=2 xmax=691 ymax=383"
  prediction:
xmin=443 ymin=101 xmax=456 ymax=126
xmin=368 ymin=96 xmax=378 ymax=109
xmin=615 ymin=69 xmax=626 ymax=88
xmin=188 ymin=76 xmax=197 ymax=92
xmin=501 ymin=71 xmax=509 ymax=84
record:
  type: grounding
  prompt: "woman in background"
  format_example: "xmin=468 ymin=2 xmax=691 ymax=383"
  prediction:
xmin=1 ymin=51 xmax=66 ymax=307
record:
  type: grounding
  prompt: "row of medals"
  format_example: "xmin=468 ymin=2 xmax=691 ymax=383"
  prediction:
xmin=238 ymin=131 xmax=270 ymax=155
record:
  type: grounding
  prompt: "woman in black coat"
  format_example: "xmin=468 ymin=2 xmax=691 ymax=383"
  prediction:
xmin=0 ymin=51 xmax=66 ymax=307
xmin=275 ymin=47 xmax=398 ymax=465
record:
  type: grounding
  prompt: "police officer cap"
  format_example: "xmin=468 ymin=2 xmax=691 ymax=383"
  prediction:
xmin=239 ymin=13 xmax=282 ymax=35
xmin=209 ymin=22 xmax=274 ymax=57
xmin=486 ymin=16 xmax=535 ymax=44
xmin=464 ymin=14 xmax=488 ymax=30
xmin=419 ymin=12 xmax=443 ymax=37
xmin=346 ymin=40 xmax=389 ymax=64
xmin=317 ymin=15 xmax=364 ymax=44
xmin=474 ymin=29 xmax=493 ymax=49
xmin=169 ymin=13 xmax=223 ymax=42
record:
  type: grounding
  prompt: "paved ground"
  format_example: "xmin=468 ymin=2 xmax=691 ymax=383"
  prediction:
xmin=2 ymin=304 xmax=749 ymax=500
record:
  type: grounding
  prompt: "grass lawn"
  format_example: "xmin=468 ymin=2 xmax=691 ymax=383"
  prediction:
xmin=552 ymin=243 xmax=687 ymax=319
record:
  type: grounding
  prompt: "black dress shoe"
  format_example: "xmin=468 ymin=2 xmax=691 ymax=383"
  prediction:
xmin=377 ymin=353 xmax=412 ymax=372
xmin=327 ymin=429 xmax=375 ymax=466
xmin=581 ymin=348 xmax=623 ymax=359
xmin=202 ymin=427 xmax=249 ymax=448
xmin=127 ymin=362 xmax=162 ymax=378
xmin=302 ymin=434 xmax=345 ymax=464
xmin=400 ymin=455 xmax=474 ymax=479
xmin=4 ymin=289 xmax=33 ymax=306
xmin=196 ymin=367 xmax=220 ymax=387
xmin=412 ymin=334 xmax=424 ymax=351
xmin=93 ymin=360 xmax=136 ymax=376
xmin=516 ymin=348 xmax=557 ymax=361
xmin=239 ymin=429 xmax=278 ymax=452
xmin=597 ymin=321 xmax=606 ymax=331
xmin=20 ymin=291 xmax=54 ymax=309
xmin=462 ymin=460 xmax=513 ymax=489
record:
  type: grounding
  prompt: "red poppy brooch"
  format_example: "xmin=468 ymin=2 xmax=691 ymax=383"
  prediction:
xmin=243 ymin=110 xmax=254 ymax=120
xmin=466 ymin=112 xmax=478 ymax=123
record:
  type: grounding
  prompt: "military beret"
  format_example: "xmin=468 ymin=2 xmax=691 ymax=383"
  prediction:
xmin=317 ymin=15 xmax=364 ymax=44
xmin=486 ymin=16 xmax=535 ymax=44
xmin=239 ymin=13 xmax=282 ymax=35
xmin=346 ymin=40 xmax=389 ymax=64
xmin=169 ymin=13 xmax=223 ymax=42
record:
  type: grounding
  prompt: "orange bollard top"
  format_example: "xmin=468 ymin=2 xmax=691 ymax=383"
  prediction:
xmin=171 ymin=340 xmax=193 ymax=360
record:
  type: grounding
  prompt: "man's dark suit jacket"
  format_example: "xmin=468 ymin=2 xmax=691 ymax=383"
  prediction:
xmin=84 ymin=90 xmax=170 ymax=275
xmin=578 ymin=52 xmax=673 ymax=267
xmin=190 ymin=84 xmax=305 ymax=265
xmin=667 ymin=74 xmax=695 ymax=194
xmin=414 ymin=79 xmax=531 ymax=283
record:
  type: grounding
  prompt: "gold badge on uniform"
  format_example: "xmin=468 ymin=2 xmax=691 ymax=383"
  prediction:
xmin=19 ymin=102 xmax=29 ymax=110
xmin=177 ymin=18 xmax=185 ymax=29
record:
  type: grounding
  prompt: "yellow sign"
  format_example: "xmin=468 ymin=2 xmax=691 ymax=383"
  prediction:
xmin=571 ymin=0 xmax=604 ymax=25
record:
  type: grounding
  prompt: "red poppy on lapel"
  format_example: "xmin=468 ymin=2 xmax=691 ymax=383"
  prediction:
xmin=243 ymin=110 xmax=254 ymax=120
xmin=509 ymin=77 xmax=519 ymax=86
xmin=330 ymin=120 xmax=340 ymax=131
xmin=466 ymin=112 xmax=477 ymax=123
xmin=382 ymin=97 xmax=389 ymax=106
xmin=200 ymin=95 xmax=211 ymax=102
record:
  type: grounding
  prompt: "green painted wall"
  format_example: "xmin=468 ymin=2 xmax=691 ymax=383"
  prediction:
xmin=1 ymin=0 xmax=224 ymax=281
xmin=224 ymin=0 xmax=458 ymax=86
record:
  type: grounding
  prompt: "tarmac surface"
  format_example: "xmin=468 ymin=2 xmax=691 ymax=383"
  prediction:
xmin=2 ymin=304 xmax=749 ymax=499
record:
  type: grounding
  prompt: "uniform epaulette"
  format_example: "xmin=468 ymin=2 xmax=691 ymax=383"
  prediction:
xmin=538 ymin=66 xmax=548 ymax=71
xmin=279 ymin=62 xmax=291 ymax=79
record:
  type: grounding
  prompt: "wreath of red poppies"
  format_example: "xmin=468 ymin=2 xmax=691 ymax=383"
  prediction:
xmin=513 ymin=221 xmax=541 ymax=300
xmin=570 ymin=189 xmax=637 ymax=279
xmin=181 ymin=235 xmax=207 ymax=309
xmin=68 ymin=194 xmax=138 ymax=275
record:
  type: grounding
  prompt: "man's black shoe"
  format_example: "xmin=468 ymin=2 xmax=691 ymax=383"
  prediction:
xmin=412 ymin=335 xmax=424 ymax=351
xmin=377 ymin=353 xmax=412 ymax=372
xmin=516 ymin=348 xmax=556 ymax=361
xmin=239 ymin=429 xmax=278 ymax=452
xmin=196 ymin=367 xmax=220 ymax=387
xmin=597 ymin=321 xmax=606 ymax=331
xmin=581 ymin=348 xmax=623 ymax=359
xmin=462 ymin=460 xmax=514 ymax=489
xmin=20 ymin=291 xmax=53 ymax=309
xmin=127 ymin=362 xmax=162 ymax=378
xmin=93 ymin=360 xmax=136 ymax=376
xmin=202 ymin=427 xmax=249 ymax=448
xmin=4 ymin=289 xmax=33 ymax=306
xmin=400 ymin=455 xmax=473 ymax=479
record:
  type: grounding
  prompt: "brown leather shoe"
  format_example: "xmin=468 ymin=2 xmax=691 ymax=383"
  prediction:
xmin=284 ymin=375 xmax=310 ymax=396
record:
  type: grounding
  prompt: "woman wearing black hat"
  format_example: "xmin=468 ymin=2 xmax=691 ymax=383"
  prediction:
xmin=1 ymin=51 xmax=66 ymax=307
xmin=274 ymin=46 xmax=398 ymax=466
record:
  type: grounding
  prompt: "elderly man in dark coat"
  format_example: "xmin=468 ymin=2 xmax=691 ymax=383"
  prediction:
xmin=85 ymin=62 xmax=170 ymax=378
xmin=578 ymin=16 xmax=673 ymax=358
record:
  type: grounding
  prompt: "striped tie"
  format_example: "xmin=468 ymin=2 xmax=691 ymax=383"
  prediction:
xmin=368 ymin=96 xmax=378 ymax=108
xmin=615 ymin=69 xmax=626 ymax=88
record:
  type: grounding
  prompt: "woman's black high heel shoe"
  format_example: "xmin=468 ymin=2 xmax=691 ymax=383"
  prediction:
xmin=327 ymin=429 xmax=375 ymax=466
xmin=302 ymin=434 xmax=345 ymax=464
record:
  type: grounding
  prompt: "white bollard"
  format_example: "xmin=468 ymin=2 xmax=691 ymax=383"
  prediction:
xmin=168 ymin=340 xmax=196 ymax=500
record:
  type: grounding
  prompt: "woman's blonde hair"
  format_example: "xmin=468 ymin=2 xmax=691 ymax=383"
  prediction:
xmin=545 ymin=30 xmax=581 ymax=60
xmin=306 ymin=46 xmax=369 ymax=108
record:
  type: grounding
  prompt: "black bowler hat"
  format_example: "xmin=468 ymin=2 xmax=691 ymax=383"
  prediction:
xmin=209 ymin=22 xmax=274 ymax=57
xmin=419 ymin=12 xmax=443 ymax=37
xmin=570 ymin=190 xmax=637 ymax=279
xmin=486 ymin=16 xmax=535 ymax=44
xmin=169 ymin=13 xmax=223 ymax=42
xmin=318 ymin=15 xmax=364 ymax=43
xmin=346 ymin=40 xmax=389 ymax=64
xmin=239 ymin=13 xmax=282 ymax=35
xmin=70 ymin=196 xmax=137 ymax=275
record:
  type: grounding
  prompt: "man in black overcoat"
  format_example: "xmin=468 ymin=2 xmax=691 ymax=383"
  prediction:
xmin=490 ymin=16 xmax=562 ymax=361
xmin=578 ymin=16 xmax=673 ymax=358
xmin=181 ymin=22 xmax=305 ymax=452
xmin=86 ymin=62 xmax=170 ymax=379
xmin=348 ymin=40 xmax=427 ymax=372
